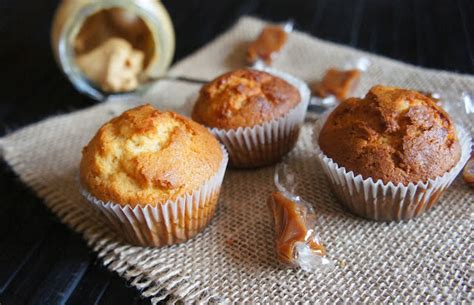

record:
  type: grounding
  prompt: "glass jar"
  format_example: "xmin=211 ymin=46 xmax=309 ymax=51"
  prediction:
xmin=51 ymin=0 xmax=175 ymax=100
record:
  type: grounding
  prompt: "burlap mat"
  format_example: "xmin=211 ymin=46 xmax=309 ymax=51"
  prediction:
xmin=1 ymin=17 xmax=473 ymax=303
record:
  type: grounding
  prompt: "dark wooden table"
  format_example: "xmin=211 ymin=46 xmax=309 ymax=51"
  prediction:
xmin=1 ymin=1 xmax=473 ymax=304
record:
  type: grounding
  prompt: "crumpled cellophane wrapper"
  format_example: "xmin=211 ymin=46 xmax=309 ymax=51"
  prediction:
xmin=267 ymin=160 xmax=335 ymax=272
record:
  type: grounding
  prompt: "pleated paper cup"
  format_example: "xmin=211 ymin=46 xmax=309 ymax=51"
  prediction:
xmin=313 ymin=113 xmax=472 ymax=221
xmin=209 ymin=68 xmax=310 ymax=168
xmin=80 ymin=146 xmax=228 ymax=247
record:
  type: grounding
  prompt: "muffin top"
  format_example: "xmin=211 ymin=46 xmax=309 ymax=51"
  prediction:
xmin=80 ymin=104 xmax=223 ymax=207
xmin=318 ymin=85 xmax=461 ymax=185
xmin=192 ymin=69 xmax=301 ymax=129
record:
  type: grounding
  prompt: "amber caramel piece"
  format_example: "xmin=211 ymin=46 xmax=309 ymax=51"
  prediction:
xmin=312 ymin=69 xmax=361 ymax=100
xmin=463 ymin=155 xmax=474 ymax=187
xmin=267 ymin=191 xmax=325 ymax=265
xmin=247 ymin=25 xmax=288 ymax=65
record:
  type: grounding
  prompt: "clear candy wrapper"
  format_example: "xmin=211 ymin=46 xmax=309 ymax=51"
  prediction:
xmin=267 ymin=161 xmax=334 ymax=272
xmin=443 ymin=92 xmax=474 ymax=187
xmin=423 ymin=90 xmax=473 ymax=187
xmin=434 ymin=91 xmax=474 ymax=131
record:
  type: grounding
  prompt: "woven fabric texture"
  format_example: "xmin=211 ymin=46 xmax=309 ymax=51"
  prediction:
xmin=1 ymin=17 xmax=473 ymax=303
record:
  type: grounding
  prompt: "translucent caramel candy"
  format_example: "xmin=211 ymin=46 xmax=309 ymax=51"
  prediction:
xmin=268 ymin=163 xmax=334 ymax=272
xmin=463 ymin=155 xmax=474 ymax=187
xmin=247 ymin=25 xmax=288 ymax=65
xmin=267 ymin=191 xmax=326 ymax=265
xmin=312 ymin=68 xmax=361 ymax=100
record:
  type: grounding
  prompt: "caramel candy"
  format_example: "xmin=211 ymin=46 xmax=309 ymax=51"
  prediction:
xmin=247 ymin=25 xmax=288 ymax=65
xmin=267 ymin=191 xmax=325 ymax=265
xmin=463 ymin=155 xmax=474 ymax=187
xmin=312 ymin=69 xmax=361 ymax=100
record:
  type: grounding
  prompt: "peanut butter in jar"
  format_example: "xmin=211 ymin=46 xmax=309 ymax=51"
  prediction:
xmin=51 ymin=0 xmax=175 ymax=100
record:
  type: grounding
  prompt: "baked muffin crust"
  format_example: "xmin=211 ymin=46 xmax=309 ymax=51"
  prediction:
xmin=80 ymin=104 xmax=223 ymax=206
xmin=318 ymin=85 xmax=461 ymax=185
xmin=192 ymin=69 xmax=301 ymax=129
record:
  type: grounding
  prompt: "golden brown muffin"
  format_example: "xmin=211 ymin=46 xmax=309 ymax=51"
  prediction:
xmin=318 ymin=85 xmax=461 ymax=185
xmin=192 ymin=69 xmax=301 ymax=129
xmin=80 ymin=104 xmax=223 ymax=207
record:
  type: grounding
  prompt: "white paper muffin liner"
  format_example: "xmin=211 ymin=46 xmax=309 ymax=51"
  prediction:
xmin=80 ymin=146 xmax=229 ymax=247
xmin=209 ymin=67 xmax=310 ymax=168
xmin=313 ymin=112 xmax=472 ymax=221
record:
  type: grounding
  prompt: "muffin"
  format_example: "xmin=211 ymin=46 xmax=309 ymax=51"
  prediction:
xmin=192 ymin=68 xmax=310 ymax=168
xmin=80 ymin=104 xmax=228 ymax=246
xmin=314 ymin=85 xmax=471 ymax=221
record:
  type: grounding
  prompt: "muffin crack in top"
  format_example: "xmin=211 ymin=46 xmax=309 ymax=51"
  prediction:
xmin=192 ymin=69 xmax=301 ymax=129
xmin=80 ymin=104 xmax=223 ymax=206
xmin=318 ymin=85 xmax=461 ymax=185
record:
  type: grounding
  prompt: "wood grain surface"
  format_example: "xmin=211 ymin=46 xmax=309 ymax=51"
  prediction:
xmin=0 ymin=0 xmax=473 ymax=304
